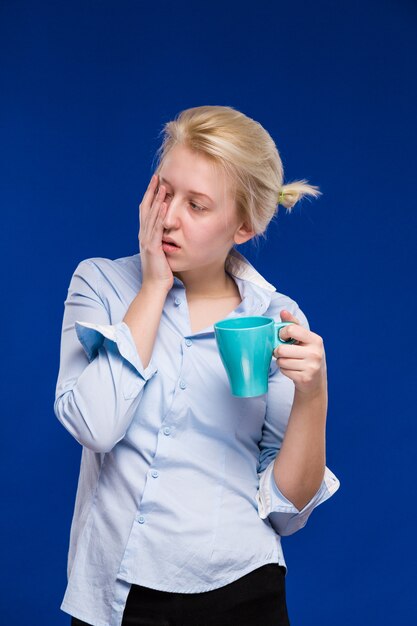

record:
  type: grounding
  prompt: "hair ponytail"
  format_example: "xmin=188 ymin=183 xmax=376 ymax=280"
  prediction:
xmin=278 ymin=180 xmax=322 ymax=211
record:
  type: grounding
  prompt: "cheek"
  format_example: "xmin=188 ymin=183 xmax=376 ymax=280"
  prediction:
xmin=193 ymin=228 xmax=229 ymax=251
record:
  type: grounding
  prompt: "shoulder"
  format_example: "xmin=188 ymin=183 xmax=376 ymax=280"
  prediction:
xmin=77 ymin=252 xmax=139 ymax=271
xmin=69 ymin=253 xmax=142 ymax=299
xmin=73 ymin=253 xmax=141 ymax=281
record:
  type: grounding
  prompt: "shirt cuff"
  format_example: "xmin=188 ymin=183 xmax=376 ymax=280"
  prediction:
xmin=75 ymin=320 xmax=157 ymax=382
xmin=256 ymin=459 xmax=340 ymax=536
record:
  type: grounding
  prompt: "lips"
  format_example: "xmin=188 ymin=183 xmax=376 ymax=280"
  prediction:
xmin=162 ymin=238 xmax=180 ymax=248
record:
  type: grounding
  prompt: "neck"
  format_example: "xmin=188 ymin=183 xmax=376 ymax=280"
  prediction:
xmin=173 ymin=263 xmax=237 ymax=300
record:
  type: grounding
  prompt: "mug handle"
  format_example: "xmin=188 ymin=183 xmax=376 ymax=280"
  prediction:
xmin=274 ymin=321 xmax=297 ymax=346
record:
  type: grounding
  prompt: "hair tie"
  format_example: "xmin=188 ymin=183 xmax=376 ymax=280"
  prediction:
xmin=278 ymin=190 xmax=285 ymax=205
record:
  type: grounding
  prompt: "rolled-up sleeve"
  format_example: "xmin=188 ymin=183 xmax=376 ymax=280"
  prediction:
xmin=54 ymin=259 xmax=158 ymax=453
xmin=256 ymin=460 xmax=340 ymax=536
xmin=255 ymin=300 xmax=340 ymax=536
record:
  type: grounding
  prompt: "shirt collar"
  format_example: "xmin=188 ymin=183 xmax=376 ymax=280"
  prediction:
xmin=225 ymin=247 xmax=276 ymax=316
xmin=170 ymin=247 xmax=275 ymax=291
xmin=152 ymin=247 xmax=276 ymax=316
xmin=225 ymin=247 xmax=276 ymax=293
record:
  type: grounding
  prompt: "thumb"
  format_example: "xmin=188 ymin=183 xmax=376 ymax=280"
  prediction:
xmin=280 ymin=309 xmax=300 ymax=324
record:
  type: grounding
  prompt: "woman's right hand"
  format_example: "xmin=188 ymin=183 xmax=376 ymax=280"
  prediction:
xmin=138 ymin=174 xmax=174 ymax=293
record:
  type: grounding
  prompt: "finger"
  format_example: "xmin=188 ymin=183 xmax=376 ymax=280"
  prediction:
xmin=150 ymin=184 xmax=166 ymax=214
xmin=139 ymin=178 xmax=158 ymax=230
xmin=150 ymin=201 xmax=167 ymax=241
xmin=278 ymin=323 xmax=308 ymax=344
xmin=273 ymin=344 xmax=306 ymax=359
xmin=277 ymin=359 xmax=305 ymax=371
xmin=140 ymin=174 xmax=159 ymax=214
xmin=280 ymin=310 xmax=301 ymax=324
xmin=142 ymin=184 xmax=166 ymax=232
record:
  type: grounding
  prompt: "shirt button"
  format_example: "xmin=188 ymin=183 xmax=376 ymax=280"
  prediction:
xmin=185 ymin=339 xmax=192 ymax=347
xmin=163 ymin=426 xmax=171 ymax=435
xmin=151 ymin=470 xmax=159 ymax=478
xmin=138 ymin=515 xmax=145 ymax=524
xmin=174 ymin=297 xmax=181 ymax=306
xmin=179 ymin=380 xmax=187 ymax=390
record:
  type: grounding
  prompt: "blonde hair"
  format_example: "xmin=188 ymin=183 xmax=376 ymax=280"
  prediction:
xmin=153 ymin=105 xmax=321 ymax=244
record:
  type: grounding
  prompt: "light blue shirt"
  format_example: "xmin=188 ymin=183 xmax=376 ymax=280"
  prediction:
xmin=54 ymin=247 xmax=340 ymax=626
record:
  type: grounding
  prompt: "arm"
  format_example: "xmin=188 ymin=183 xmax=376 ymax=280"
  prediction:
xmin=55 ymin=176 xmax=173 ymax=452
xmin=273 ymin=308 xmax=328 ymax=509
xmin=54 ymin=259 xmax=165 ymax=453
xmin=273 ymin=376 xmax=327 ymax=512
xmin=256 ymin=304 xmax=340 ymax=536
xmin=123 ymin=284 xmax=168 ymax=369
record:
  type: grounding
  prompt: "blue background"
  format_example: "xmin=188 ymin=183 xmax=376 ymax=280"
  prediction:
xmin=1 ymin=1 xmax=416 ymax=624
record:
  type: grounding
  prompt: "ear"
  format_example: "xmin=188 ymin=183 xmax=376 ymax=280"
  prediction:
xmin=233 ymin=221 xmax=256 ymax=245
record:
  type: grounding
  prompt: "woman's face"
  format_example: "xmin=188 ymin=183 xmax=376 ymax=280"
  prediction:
xmin=157 ymin=143 xmax=252 ymax=274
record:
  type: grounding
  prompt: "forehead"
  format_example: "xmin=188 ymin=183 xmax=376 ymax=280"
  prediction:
xmin=159 ymin=144 xmax=233 ymax=200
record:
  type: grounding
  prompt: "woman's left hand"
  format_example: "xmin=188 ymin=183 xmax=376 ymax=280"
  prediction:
xmin=273 ymin=310 xmax=327 ymax=397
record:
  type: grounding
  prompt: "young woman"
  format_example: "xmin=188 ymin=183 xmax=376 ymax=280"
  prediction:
xmin=54 ymin=105 xmax=340 ymax=626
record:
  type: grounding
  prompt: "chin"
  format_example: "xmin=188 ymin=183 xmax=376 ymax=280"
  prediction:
xmin=167 ymin=258 xmax=187 ymax=269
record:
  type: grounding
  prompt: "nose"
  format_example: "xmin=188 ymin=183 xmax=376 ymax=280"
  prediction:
xmin=162 ymin=195 xmax=181 ymax=230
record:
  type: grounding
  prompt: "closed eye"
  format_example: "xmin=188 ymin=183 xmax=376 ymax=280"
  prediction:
xmin=189 ymin=201 xmax=205 ymax=212
xmin=164 ymin=192 xmax=205 ymax=212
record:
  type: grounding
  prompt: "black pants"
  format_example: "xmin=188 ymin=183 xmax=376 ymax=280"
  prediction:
xmin=71 ymin=563 xmax=290 ymax=626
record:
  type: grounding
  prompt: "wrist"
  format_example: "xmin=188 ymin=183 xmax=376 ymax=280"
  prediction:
xmin=140 ymin=280 xmax=171 ymax=298
xmin=294 ymin=378 xmax=327 ymax=402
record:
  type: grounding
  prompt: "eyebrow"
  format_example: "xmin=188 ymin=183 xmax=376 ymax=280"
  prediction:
xmin=160 ymin=177 xmax=214 ymax=203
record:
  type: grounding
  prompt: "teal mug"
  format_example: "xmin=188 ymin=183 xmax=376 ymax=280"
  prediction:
xmin=214 ymin=316 xmax=296 ymax=398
